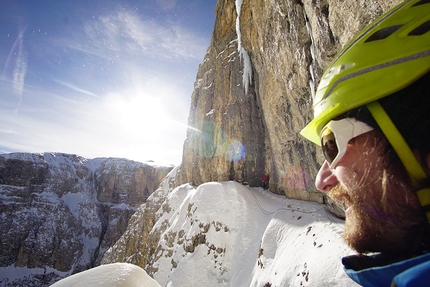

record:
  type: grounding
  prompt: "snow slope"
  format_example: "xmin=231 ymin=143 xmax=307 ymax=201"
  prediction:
xmin=55 ymin=180 xmax=359 ymax=286
xmin=145 ymin=181 xmax=357 ymax=287
xmin=90 ymin=178 xmax=359 ymax=287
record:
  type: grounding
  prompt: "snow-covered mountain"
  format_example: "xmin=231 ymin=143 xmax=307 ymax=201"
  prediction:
xmin=0 ymin=152 xmax=173 ymax=287
xmin=100 ymin=168 xmax=359 ymax=286
xmin=1 ymin=0 xmax=401 ymax=285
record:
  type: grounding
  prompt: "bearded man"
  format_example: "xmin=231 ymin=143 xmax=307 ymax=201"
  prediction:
xmin=300 ymin=1 xmax=430 ymax=286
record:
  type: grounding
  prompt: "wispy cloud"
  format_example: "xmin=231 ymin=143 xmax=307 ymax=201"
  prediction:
xmin=78 ymin=9 xmax=207 ymax=61
xmin=0 ymin=76 xmax=189 ymax=164
xmin=12 ymin=30 xmax=28 ymax=100
xmin=53 ymin=79 xmax=100 ymax=98
xmin=0 ymin=3 xmax=212 ymax=165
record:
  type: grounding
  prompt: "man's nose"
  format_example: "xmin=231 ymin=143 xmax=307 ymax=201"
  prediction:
xmin=315 ymin=161 xmax=338 ymax=192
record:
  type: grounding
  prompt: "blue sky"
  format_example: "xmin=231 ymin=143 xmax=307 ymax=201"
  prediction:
xmin=0 ymin=0 xmax=217 ymax=165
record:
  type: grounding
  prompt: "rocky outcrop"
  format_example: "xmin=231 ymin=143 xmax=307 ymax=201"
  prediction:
xmin=95 ymin=158 xmax=166 ymax=207
xmin=0 ymin=153 xmax=172 ymax=286
xmin=101 ymin=167 xmax=179 ymax=271
xmin=176 ymin=0 xmax=402 ymax=205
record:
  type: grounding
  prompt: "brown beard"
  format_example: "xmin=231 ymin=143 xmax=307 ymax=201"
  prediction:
xmin=328 ymin=182 xmax=423 ymax=256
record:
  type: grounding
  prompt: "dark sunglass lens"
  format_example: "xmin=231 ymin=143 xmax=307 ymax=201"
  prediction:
xmin=321 ymin=131 xmax=338 ymax=165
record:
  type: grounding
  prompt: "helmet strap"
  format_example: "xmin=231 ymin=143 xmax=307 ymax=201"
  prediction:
xmin=366 ymin=101 xmax=430 ymax=222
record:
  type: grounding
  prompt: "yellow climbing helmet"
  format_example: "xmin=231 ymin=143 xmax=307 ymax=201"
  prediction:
xmin=301 ymin=0 xmax=430 ymax=220
xmin=300 ymin=0 xmax=430 ymax=146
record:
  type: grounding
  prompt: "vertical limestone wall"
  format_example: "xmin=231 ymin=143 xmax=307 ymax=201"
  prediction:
xmin=177 ymin=0 xmax=402 ymax=202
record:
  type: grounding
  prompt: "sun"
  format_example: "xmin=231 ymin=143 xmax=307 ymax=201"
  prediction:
xmin=106 ymin=91 xmax=170 ymax=138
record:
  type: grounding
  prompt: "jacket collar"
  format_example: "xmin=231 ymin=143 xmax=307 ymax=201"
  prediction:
xmin=343 ymin=253 xmax=430 ymax=287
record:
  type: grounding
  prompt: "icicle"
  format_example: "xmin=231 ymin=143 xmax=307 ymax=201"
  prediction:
xmin=235 ymin=0 xmax=252 ymax=95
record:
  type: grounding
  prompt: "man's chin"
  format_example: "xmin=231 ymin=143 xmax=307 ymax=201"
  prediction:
xmin=343 ymin=210 xmax=369 ymax=253
xmin=343 ymin=209 xmax=385 ymax=254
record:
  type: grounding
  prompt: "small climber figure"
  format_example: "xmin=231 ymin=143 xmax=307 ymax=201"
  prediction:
xmin=262 ymin=173 xmax=269 ymax=190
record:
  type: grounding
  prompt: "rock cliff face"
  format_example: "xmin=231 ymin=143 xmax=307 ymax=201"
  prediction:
xmin=101 ymin=167 xmax=179 ymax=271
xmin=176 ymin=0 xmax=402 ymax=204
xmin=0 ymin=153 xmax=172 ymax=286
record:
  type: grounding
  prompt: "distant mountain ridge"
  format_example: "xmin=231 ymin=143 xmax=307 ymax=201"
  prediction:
xmin=0 ymin=152 xmax=173 ymax=286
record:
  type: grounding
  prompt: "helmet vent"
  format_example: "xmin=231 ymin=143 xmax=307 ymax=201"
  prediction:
xmin=408 ymin=20 xmax=430 ymax=35
xmin=365 ymin=25 xmax=403 ymax=42
xmin=411 ymin=0 xmax=430 ymax=7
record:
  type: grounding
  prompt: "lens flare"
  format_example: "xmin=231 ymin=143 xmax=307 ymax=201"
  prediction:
xmin=189 ymin=121 xmax=247 ymax=162
xmin=226 ymin=140 xmax=246 ymax=162
xmin=190 ymin=121 xmax=227 ymax=158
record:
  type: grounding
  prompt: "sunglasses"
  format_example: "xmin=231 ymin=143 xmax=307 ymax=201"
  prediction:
xmin=321 ymin=118 xmax=374 ymax=168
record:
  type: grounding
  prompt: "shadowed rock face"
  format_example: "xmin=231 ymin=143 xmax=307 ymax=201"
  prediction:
xmin=0 ymin=152 xmax=172 ymax=286
xmin=176 ymin=0 xmax=401 ymax=206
